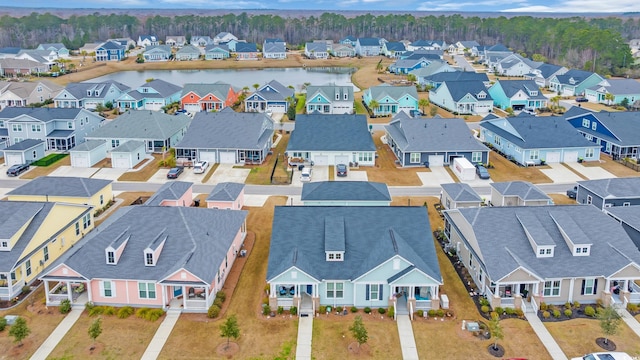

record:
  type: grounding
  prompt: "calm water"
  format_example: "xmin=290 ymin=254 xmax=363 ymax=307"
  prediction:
xmin=87 ymin=67 xmax=358 ymax=91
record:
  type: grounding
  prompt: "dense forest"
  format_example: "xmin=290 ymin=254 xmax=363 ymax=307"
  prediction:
xmin=1 ymin=12 xmax=639 ymax=75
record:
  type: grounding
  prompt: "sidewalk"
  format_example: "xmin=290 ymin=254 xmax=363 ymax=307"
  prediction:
xmin=524 ymin=312 xmax=568 ymax=360
xmin=140 ymin=310 xmax=181 ymax=360
xmin=396 ymin=315 xmax=419 ymax=360
xmin=31 ymin=308 xmax=83 ymax=360
xmin=615 ymin=305 xmax=640 ymax=339
xmin=295 ymin=316 xmax=313 ymax=360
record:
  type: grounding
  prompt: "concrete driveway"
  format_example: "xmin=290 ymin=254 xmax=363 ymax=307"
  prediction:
xmin=540 ymin=163 xmax=582 ymax=184
xmin=291 ymin=165 xmax=328 ymax=186
xmin=91 ymin=168 xmax=127 ymax=181
xmin=334 ymin=168 xmax=368 ymax=181
xmin=148 ymin=168 xmax=172 ymax=184
xmin=206 ymin=164 xmax=251 ymax=185
xmin=416 ymin=166 xmax=454 ymax=186
xmin=49 ymin=166 xmax=99 ymax=178
xmin=565 ymin=162 xmax=614 ymax=180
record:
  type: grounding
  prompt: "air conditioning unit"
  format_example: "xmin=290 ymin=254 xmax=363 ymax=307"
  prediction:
xmin=39 ymin=259 xmax=45 ymax=266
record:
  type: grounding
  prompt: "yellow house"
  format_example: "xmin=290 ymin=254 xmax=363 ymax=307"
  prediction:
xmin=6 ymin=176 xmax=113 ymax=210
xmin=0 ymin=201 xmax=93 ymax=300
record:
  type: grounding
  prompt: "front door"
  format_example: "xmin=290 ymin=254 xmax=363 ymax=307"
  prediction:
xmin=173 ymin=286 xmax=182 ymax=297
xmin=306 ymin=285 xmax=313 ymax=295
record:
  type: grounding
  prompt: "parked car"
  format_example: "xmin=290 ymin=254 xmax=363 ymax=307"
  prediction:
xmin=300 ymin=167 xmax=312 ymax=182
xmin=575 ymin=97 xmax=588 ymax=103
xmin=336 ymin=163 xmax=348 ymax=177
xmin=475 ymin=164 xmax=490 ymax=179
xmin=566 ymin=186 xmax=577 ymax=199
xmin=571 ymin=352 xmax=633 ymax=360
xmin=167 ymin=167 xmax=184 ymax=179
xmin=6 ymin=163 xmax=29 ymax=177
xmin=193 ymin=161 xmax=209 ymax=174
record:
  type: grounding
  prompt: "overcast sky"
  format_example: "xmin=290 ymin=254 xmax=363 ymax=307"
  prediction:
xmin=4 ymin=0 xmax=640 ymax=13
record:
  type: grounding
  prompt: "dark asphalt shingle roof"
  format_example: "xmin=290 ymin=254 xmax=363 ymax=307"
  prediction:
xmin=5 ymin=139 xmax=43 ymax=151
xmin=438 ymin=81 xmax=492 ymax=102
xmin=287 ymin=114 xmax=375 ymax=152
xmin=145 ymin=181 xmax=193 ymax=206
xmin=7 ymin=176 xmax=111 ymax=198
xmin=493 ymin=80 xmax=548 ymax=100
xmin=207 ymin=182 xmax=245 ymax=202
xmin=441 ymin=183 xmax=483 ymax=203
xmin=301 ymin=181 xmax=391 ymax=202
xmin=590 ymin=79 xmax=640 ymax=95
xmin=70 ymin=140 xmax=106 ymax=152
xmin=0 ymin=107 xmax=83 ymax=122
xmin=490 ymin=181 xmax=551 ymax=201
xmin=385 ymin=117 xmax=488 ymax=152
xmin=366 ymin=84 xmax=418 ymax=102
xmin=424 ymin=72 xmax=489 ymax=83
xmin=357 ymin=38 xmax=380 ymax=46
xmin=578 ymin=178 xmax=640 ymax=199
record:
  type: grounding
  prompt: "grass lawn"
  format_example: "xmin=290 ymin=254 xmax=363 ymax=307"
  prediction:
xmin=354 ymin=99 xmax=367 ymax=114
xmin=488 ymin=151 xmax=553 ymax=184
xmin=583 ymin=154 xmax=640 ymax=178
xmin=243 ymin=133 xmax=290 ymax=185
xmin=295 ymin=94 xmax=306 ymax=113
xmin=549 ymin=193 xmax=578 ymax=205
xmin=19 ymin=156 xmax=71 ymax=179
xmin=0 ymin=286 xmax=66 ymax=360
xmin=364 ymin=131 xmax=428 ymax=186
xmin=545 ymin=318 xmax=640 ymax=358
xmin=117 ymin=154 xmax=162 ymax=182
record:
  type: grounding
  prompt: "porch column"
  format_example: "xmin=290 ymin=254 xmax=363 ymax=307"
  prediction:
xmin=568 ymin=278 xmax=575 ymax=303
xmin=605 ymin=278 xmax=611 ymax=292
xmin=66 ymin=281 xmax=72 ymax=301
xmin=162 ymin=286 xmax=167 ymax=310
xmin=494 ymin=282 xmax=499 ymax=296
xmin=433 ymin=285 xmax=439 ymax=299
xmin=410 ymin=286 xmax=414 ymax=299
xmin=86 ymin=281 xmax=92 ymax=303
xmin=44 ymin=280 xmax=50 ymax=304
xmin=182 ymin=286 xmax=186 ymax=309
xmin=270 ymin=283 xmax=276 ymax=298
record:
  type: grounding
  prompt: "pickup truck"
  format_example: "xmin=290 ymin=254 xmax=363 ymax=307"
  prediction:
xmin=566 ymin=186 xmax=577 ymax=199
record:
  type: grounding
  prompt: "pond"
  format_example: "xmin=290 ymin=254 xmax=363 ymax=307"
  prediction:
xmin=87 ymin=67 xmax=358 ymax=91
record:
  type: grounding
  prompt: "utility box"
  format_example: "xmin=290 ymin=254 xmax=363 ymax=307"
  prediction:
xmin=440 ymin=294 xmax=450 ymax=309
xmin=451 ymin=157 xmax=475 ymax=181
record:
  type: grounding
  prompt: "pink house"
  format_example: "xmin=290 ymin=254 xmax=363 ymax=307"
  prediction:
xmin=145 ymin=181 xmax=193 ymax=207
xmin=206 ymin=182 xmax=245 ymax=210
xmin=40 ymin=206 xmax=247 ymax=313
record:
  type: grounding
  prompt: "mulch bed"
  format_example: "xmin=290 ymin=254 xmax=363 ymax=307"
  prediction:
xmin=0 ymin=281 xmax=40 ymax=309
xmin=216 ymin=342 xmax=240 ymax=357
xmin=596 ymin=337 xmax=616 ymax=351
xmin=347 ymin=342 xmax=371 ymax=356
xmin=487 ymin=344 xmax=505 ymax=357
xmin=537 ymin=303 xmax=601 ymax=322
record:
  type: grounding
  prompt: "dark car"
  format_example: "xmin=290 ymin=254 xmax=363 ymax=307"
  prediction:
xmin=475 ymin=164 xmax=490 ymax=179
xmin=336 ymin=163 xmax=348 ymax=177
xmin=567 ymin=186 xmax=577 ymax=199
xmin=166 ymin=167 xmax=184 ymax=179
xmin=575 ymin=97 xmax=589 ymax=103
xmin=6 ymin=163 xmax=29 ymax=177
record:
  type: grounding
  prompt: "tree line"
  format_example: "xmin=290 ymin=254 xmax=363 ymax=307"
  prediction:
xmin=0 ymin=12 xmax=638 ymax=74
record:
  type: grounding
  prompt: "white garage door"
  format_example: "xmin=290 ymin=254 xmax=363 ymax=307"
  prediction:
xmin=546 ymin=152 xmax=561 ymax=163
xmin=219 ymin=151 xmax=236 ymax=164
xmin=199 ymin=150 xmax=217 ymax=164
xmin=314 ymin=155 xmax=328 ymax=166
xmin=398 ymin=107 xmax=414 ymax=114
xmin=184 ymin=104 xmax=200 ymax=113
xmin=564 ymin=151 xmax=578 ymax=163
xmin=268 ymin=104 xmax=286 ymax=113
xmin=112 ymin=156 xmax=131 ymax=169
xmin=335 ymin=155 xmax=349 ymax=165
xmin=72 ymin=153 xmax=90 ymax=168
xmin=5 ymin=153 xmax=23 ymax=166
xmin=428 ymin=155 xmax=444 ymax=167
xmin=145 ymin=101 xmax=163 ymax=111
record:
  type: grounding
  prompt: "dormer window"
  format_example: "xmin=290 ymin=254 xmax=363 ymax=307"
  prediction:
xmin=477 ymin=92 xmax=486 ymax=99
xmin=582 ymin=119 xmax=590 ymax=128
xmin=106 ymin=251 xmax=115 ymax=264
xmin=530 ymin=91 xmax=538 ymax=96
xmin=537 ymin=247 xmax=553 ymax=258
xmin=94 ymin=90 xmax=99 ymax=96
xmin=326 ymin=251 xmax=344 ymax=261
xmin=145 ymin=251 xmax=155 ymax=266
xmin=574 ymin=246 xmax=590 ymax=256
xmin=335 ymin=93 xmax=340 ymax=100
xmin=87 ymin=91 xmax=91 ymax=96
xmin=344 ymin=93 xmax=348 ymax=100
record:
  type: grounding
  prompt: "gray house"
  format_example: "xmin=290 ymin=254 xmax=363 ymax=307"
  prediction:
xmin=385 ymin=113 xmax=489 ymax=167
xmin=3 ymin=139 xmax=45 ymax=166
xmin=175 ymin=108 xmax=274 ymax=164
xmin=606 ymin=206 xmax=640 ymax=254
xmin=490 ymin=181 xmax=553 ymax=207
xmin=440 ymin=183 xmax=483 ymax=210
xmin=575 ymin=177 xmax=640 ymax=210
xmin=301 ymin=181 xmax=391 ymax=206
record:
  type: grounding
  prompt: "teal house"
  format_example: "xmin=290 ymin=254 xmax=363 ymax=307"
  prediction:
xmin=204 ymin=44 xmax=230 ymax=60
xmin=584 ymin=78 xmax=640 ymax=105
xmin=116 ymin=79 xmax=182 ymax=111
xmin=362 ymin=84 xmax=418 ymax=116
xmin=549 ymin=69 xmax=604 ymax=96
xmin=488 ymin=80 xmax=548 ymax=111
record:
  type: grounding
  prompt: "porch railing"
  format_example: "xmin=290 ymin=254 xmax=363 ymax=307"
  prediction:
xmin=393 ymin=301 xmax=397 ymax=321
xmin=409 ymin=301 xmax=413 ymax=321
xmin=278 ymin=298 xmax=294 ymax=309
xmin=0 ymin=280 xmax=23 ymax=298
xmin=48 ymin=293 xmax=69 ymax=304
xmin=500 ymin=297 xmax=515 ymax=308
xmin=415 ymin=300 xmax=432 ymax=310
xmin=530 ymin=296 xmax=538 ymax=313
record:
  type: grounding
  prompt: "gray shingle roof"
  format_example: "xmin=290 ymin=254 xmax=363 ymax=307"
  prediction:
xmin=267 ymin=206 xmax=442 ymax=284
xmin=357 ymin=38 xmax=380 ymax=46
xmin=447 ymin=205 xmax=640 ymax=280
xmin=578 ymin=178 xmax=640 ymax=199
xmin=287 ymin=114 xmax=375 ymax=152
xmin=263 ymin=42 xmax=285 ymax=53
xmin=306 ymin=42 xmax=328 ymax=53
xmin=70 ymin=140 xmax=106 ymax=152
xmin=60 ymin=81 xmax=130 ymax=99
xmin=439 ymin=81 xmax=492 ymax=102
xmin=367 ymin=84 xmax=418 ymax=102
xmin=301 ymin=181 xmax=391 ymax=202
xmin=87 ymin=111 xmax=190 ymax=141
xmin=441 ymin=183 xmax=483 ymax=202
xmin=207 ymin=182 xmax=245 ymax=202
xmin=591 ymin=79 xmax=640 ymax=95
xmin=490 ymin=181 xmax=551 ymax=201
xmin=236 ymin=42 xmax=257 ymax=52
xmin=112 ymin=140 xmax=145 ymax=153
xmin=5 ymin=139 xmax=43 ymax=151
xmin=0 ymin=107 xmax=82 ymax=122
xmin=250 ymin=80 xmax=294 ymax=102
xmin=44 ymin=206 xmax=248 ymax=284
xmin=493 ymin=80 xmax=547 ymax=100
xmin=175 ymin=108 xmax=273 ymax=150
xmin=424 ymin=72 xmax=489 ymax=83
xmin=553 ymin=69 xmax=597 ymax=86
xmin=385 ymin=116 xmax=488 ymax=152
xmin=536 ymin=63 xmax=564 ymax=79
xmin=7 ymin=176 xmax=111 ymax=198
xmin=606 ymin=205 xmax=640 ymax=232
xmin=136 ymin=79 xmax=182 ymax=98
xmin=385 ymin=42 xmax=406 ymax=51
xmin=145 ymin=181 xmax=193 ymax=206
xmin=306 ymin=85 xmax=353 ymax=103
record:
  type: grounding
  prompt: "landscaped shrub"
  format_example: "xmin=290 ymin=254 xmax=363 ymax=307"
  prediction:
xmin=350 ymin=306 xmax=358 ymax=313
xmin=584 ymin=306 xmax=596 ymax=317
xmin=596 ymin=299 xmax=604 ymax=308
xmin=377 ymin=307 xmax=386 ymax=315
xmin=539 ymin=302 xmax=548 ymax=311
xmin=565 ymin=302 xmax=572 ymax=309
xmin=290 ymin=306 xmax=297 ymax=316
xmin=213 ymin=298 xmax=223 ymax=308
xmin=0 ymin=318 xmax=6 ymax=331
xmin=627 ymin=303 xmax=639 ymax=313
xmin=417 ymin=310 xmax=424 ymax=318
xmin=387 ymin=307 xmax=395 ymax=318
xmin=262 ymin=305 xmax=271 ymax=316
xmin=335 ymin=306 xmax=343 ymax=313
xmin=479 ymin=297 xmax=490 ymax=307
xmin=490 ymin=311 xmax=498 ymax=319
xmin=514 ymin=309 xmax=524 ymax=317
xmin=553 ymin=309 xmax=561 ymax=318
xmin=277 ymin=306 xmax=284 ymax=315
xmin=505 ymin=307 xmax=515 ymax=316
xmin=494 ymin=307 xmax=503 ymax=315
xmin=59 ymin=299 xmax=72 ymax=314
xmin=146 ymin=309 xmax=165 ymax=322
xmin=481 ymin=305 xmax=490 ymax=313
xmin=564 ymin=309 xmax=573 ymax=317
xmin=319 ymin=306 xmax=327 ymax=314
xmin=364 ymin=307 xmax=371 ymax=314
xmin=436 ymin=309 xmax=445 ymax=317
xmin=573 ymin=301 xmax=580 ymax=309
xmin=89 ymin=306 xmax=104 ymax=317
xmin=208 ymin=304 xmax=221 ymax=318
xmin=262 ymin=297 xmax=269 ymax=305
xmin=21 ymin=285 xmax=31 ymax=294
xmin=117 ymin=306 xmax=134 ymax=319
xmin=428 ymin=309 xmax=437 ymax=317
xmin=215 ymin=290 xmax=226 ymax=303
xmin=542 ymin=311 xmax=551 ymax=319
xmin=104 ymin=306 xmax=117 ymax=316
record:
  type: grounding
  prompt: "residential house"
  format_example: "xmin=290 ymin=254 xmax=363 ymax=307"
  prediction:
xmin=54 ymin=81 xmax=130 ymax=110
xmin=213 ymin=32 xmax=238 ymax=45
xmin=245 ymin=80 xmax=294 ymax=114
xmin=400 ymin=50 xmax=443 ymax=60
xmin=409 ymin=61 xmax=457 ymax=87
xmin=605 ymin=206 xmax=640 ymax=252
xmin=565 ymin=107 xmax=640 ymax=158
xmin=524 ymin=63 xmax=568 ymax=88
xmin=3 ymin=139 xmax=45 ymax=166
xmin=145 ymin=181 xmax=193 ymax=207
xmin=204 ymin=44 xmax=230 ymax=60
xmin=36 ymin=43 xmax=70 ymax=58
xmin=440 ymin=183 xmax=483 ymax=210
xmin=407 ymin=40 xmax=446 ymax=51
xmin=301 ymin=181 xmax=391 ymax=206
xmin=263 ymin=39 xmax=287 ymax=59
xmin=449 ymin=41 xmax=480 ymax=55
xmin=85 ymin=110 xmax=190 ymax=153
xmin=363 ymin=84 xmax=418 ymax=116
xmin=267 ymin=206 xmax=443 ymax=314
xmin=7 ymin=176 xmax=112 ymax=209
xmin=116 ymin=79 xmax=182 ymax=111
xmin=206 ymin=182 xmax=245 ymax=210
xmin=137 ymin=35 xmax=159 ymax=48
xmin=0 ymin=107 xmax=105 ymax=151
xmin=422 ymin=72 xmax=490 ymax=90
xmin=40 ymin=206 xmax=248 ymax=312
xmin=584 ymin=79 xmax=640 ymax=105
xmin=305 ymin=42 xmax=329 ymax=59
xmin=0 ymin=58 xmax=48 ymax=77
xmin=549 ymin=69 xmax=604 ymax=96
xmin=95 ymin=40 xmax=126 ymax=62
xmin=443 ymin=205 xmax=640 ymax=310
xmin=175 ymin=45 xmax=201 ymax=61
xmin=69 ymin=140 xmax=108 ymax=167
xmin=0 ymin=47 xmax=22 ymax=59
xmin=0 ymin=201 xmax=93 ymax=300
xmin=191 ymin=36 xmax=214 ymax=47
xmin=108 ymin=38 xmax=136 ymax=49
xmin=15 ymin=49 xmax=58 ymax=71
xmin=286 ymin=114 xmax=375 ymax=166
xmin=165 ymin=36 xmax=187 ymax=48
xmin=385 ymin=114 xmax=489 ymax=167
xmin=0 ymin=80 xmax=62 ymax=109
xmin=305 ymin=85 xmax=354 ymax=114
xmin=78 ymin=43 xmax=101 ymax=55
xmin=429 ymin=80 xmax=494 ymax=115
xmin=340 ymin=36 xmax=357 ymax=46
xmin=493 ymin=53 xmax=540 ymax=77
xmin=355 ymin=38 xmax=381 ymax=57
xmin=490 ymin=181 xmax=552 ymax=206
xmin=382 ymin=42 xmax=407 ymax=58
xmin=143 ymin=45 xmax=172 ymax=62
xmin=235 ymin=42 xmax=259 ymax=60
xmin=480 ymin=43 xmax=512 ymax=65
xmin=388 ymin=57 xmax=433 ymax=74
xmin=488 ymin=80 xmax=548 ymax=112
xmin=175 ymin=108 xmax=273 ymax=164
xmin=331 ymin=43 xmax=355 ymax=58
xmin=480 ymin=115 xmax=600 ymax=166
xmin=220 ymin=39 xmax=242 ymax=52
xmin=180 ymin=82 xmax=240 ymax=113
xmin=574 ymin=177 xmax=640 ymax=209
xmin=110 ymin=140 xmax=146 ymax=169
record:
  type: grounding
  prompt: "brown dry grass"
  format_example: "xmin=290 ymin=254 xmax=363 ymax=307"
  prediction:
xmin=201 ymin=163 xmax=219 ymax=183
xmin=549 ymin=194 xmax=578 ymax=205
xmin=19 ymin=156 xmax=70 ymax=179
xmin=0 ymin=286 xmax=66 ymax=360
xmin=114 ymin=191 xmax=155 ymax=207
xmin=243 ymin=133 xmax=290 ymax=185
xmin=545 ymin=318 xmax=640 ymax=358
xmin=365 ymin=131 xmax=428 ymax=186
xmin=488 ymin=152 xmax=553 ymax=184
xmin=583 ymin=154 xmax=640 ymax=178
xmin=117 ymin=154 xmax=162 ymax=182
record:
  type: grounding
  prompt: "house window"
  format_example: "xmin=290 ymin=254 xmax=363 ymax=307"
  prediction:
xmin=31 ymin=124 xmax=41 ymax=132
xmin=145 ymin=252 xmax=154 ymax=266
xmin=75 ymin=222 xmax=80 ymax=235
xmin=582 ymin=278 xmax=597 ymax=295
xmin=538 ymin=249 xmax=545 ymax=255
xmin=43 ymin=245 xmax=49 ymax=262
xmin=494 ymin=136 xmax=501 ymax=146
xmin=26 ymin=260 xmax=32 ymax=276
xmin=106 ymin=251 xmax=115 ymax=264
xmin=477 ymin=92 xmax=486 ymax=99
xmin=344 ymin=93 xmax=348 ymax=100
xmin=592 ymin=122 xmax=597 ymax=131
xmin=529 ymin=150 xmax=540 ymax=160
xmin=546 ymin=249 xmax=552 ymax=255
xmin=102 ymin=281 xmax=114 ymax=297
xmin=586 ymin=195 xmax=592 ymax=205
xmin=471 ymin=152 xmax=482 ymax=163
xmin=12 ymin=124 xmax=22 ymax=132
xmin=469 ymin=253 xmax=473 ymax=267
xmin=100 ymin=195 xmax=104 ymax=205
xmin=358 ymin=152 xmax=373 ymax=162
xmin=410 ymin=153 xmax=421 ymax=163
xmin=1 ymin=241 xmax=7 ymax=249
xmin=0 ymin=121 xmax=4 ymax=127
xmin=112 ymin=140 xmax=120 ymax=148
xmin=326 ymin=282 xmax=343 ymax=298
xmin=82 ymin=213 xmax=91 ymax=229
xmin=67 ymin=122 xmax=73 ymax=129
xmin=582 ymin=119 xmax=590 ymax=128
xmin=585 ymin=134 xmax=593 ymax=140
xmin=543 ymin=280 xmax=561 ymax=297
xmin=369 ymin=284 xmax=380 ymax=300
xmin=624 ymin=202 xmax=631 ymax=207
xmin=138 ymin=282 xmax=156 ymax=299
xmin=585 ymin=148 xmax=595 ymax=158
xmin=335 ymin=93 xmax=339 ymax=100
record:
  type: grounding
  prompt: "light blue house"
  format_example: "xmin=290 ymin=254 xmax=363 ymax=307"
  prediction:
xmin=267 ymin=206 xmax=443 ymax=315
xmin=143 ymin=45 xmax=172 ymax=62
xmin=204 ymin=44 xmax=230 ymax=60
xmin=305 ymin=85 xmax=354 ymax=114
xmin=549 ymin=69 xmax=604 ymax=96
xmin=388 ymin=58 xmax=431 ymax=74
xmin=480 ymin=115 xmax=600 ymax=166
xmin=363 ymin=84 xmax=418 ymax=116
xmin=116 ymin=79 xmax=182 ymax=111
xmin=301 ymin=181 xmax=391 ymax=206
xmin=95 ymin=40 xmax=126 ymax=62
xmin=175 ymin=45 xmax=201 ymax=61
xmin=37 ymin=43 xmax=70 ymax=58
xmin=429 ymin=80 xmax=493 ymax=115
xmin=409 ymin=61 xmax=457 ymax=86
xmin=488 ymin=80 xmax=548 ymax=111
xmin=355 ymin=37 xmax=381 ymax=56
xmin=584 ymin=78 xmax=640 ymax=105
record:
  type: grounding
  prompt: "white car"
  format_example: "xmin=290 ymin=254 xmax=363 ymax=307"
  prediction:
xmin=300 ymin=167 xmax=312 ymax=182
xmin=571 ymin=352 xmax=633 ymax=360
xmin=193 ymin=161 xmax=209 ymax=174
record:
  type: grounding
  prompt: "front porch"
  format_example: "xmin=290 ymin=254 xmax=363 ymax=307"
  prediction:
xmin=268 ymin=283 xmax=318 ymax=316
xmin=47 ymin=133 xmax=76 ymax=151
xmin=485 ymin=282 xmax=538 ymax=310
xmin=391 ymin=285 xmax=439 ymax=314
xmin=0 ymin=272 xmax=24 ymax=301
xmin=164 ymin=284 xmax=211 ymax=312
xmin=44 ymin=279 xmax=88 ymax=306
